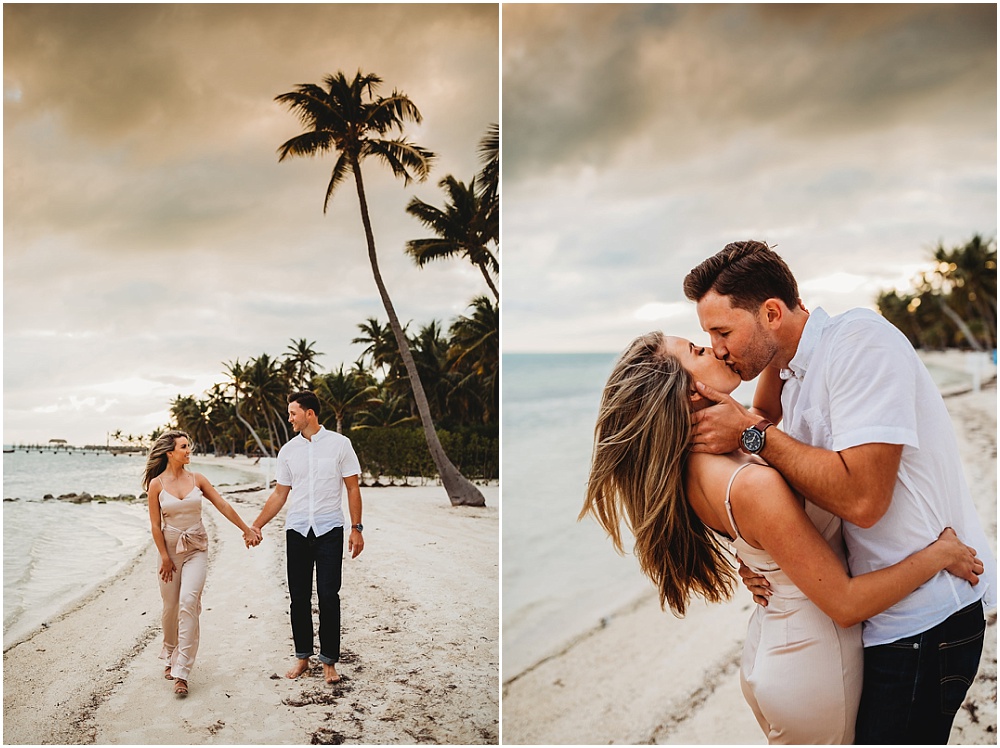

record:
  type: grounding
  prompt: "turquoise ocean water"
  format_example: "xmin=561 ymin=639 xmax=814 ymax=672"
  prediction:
xmin=502 ymin=353 xmax=652 ymax=679
xmin=2 ymin=451 xmax=262 ymax=648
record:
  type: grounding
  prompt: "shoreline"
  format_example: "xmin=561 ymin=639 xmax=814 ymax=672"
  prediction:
xmin=3 ymin=483 xmax=499 ymax=744
xmin=502 ymin=384 xmax=997 ymax=744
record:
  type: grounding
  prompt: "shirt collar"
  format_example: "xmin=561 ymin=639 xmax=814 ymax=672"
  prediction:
xmin=780 ymin=306 xmax=830 ymax=381
xmin=297 ymin=425 xmax=328 ymax=442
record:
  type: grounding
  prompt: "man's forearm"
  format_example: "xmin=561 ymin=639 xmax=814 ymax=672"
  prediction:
xmin=760 ymin=429 xmax=898 ymax=528
xmin=346 ymin=487 xmax=362 ymax=526
xmin=254 ymin=490 xmax=286 ymax=529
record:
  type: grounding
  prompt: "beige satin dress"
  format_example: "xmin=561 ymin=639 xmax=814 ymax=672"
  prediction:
xmin=723 ymin=463 xmax=864 ymax=744
xmin=158 ymin=483 xmax=209 ymax=682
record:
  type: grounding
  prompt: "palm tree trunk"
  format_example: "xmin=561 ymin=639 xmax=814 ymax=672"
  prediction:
xmin=478 ymin=259 xmax=499 ymax=301
xmin=234 ymin=392 xmax=273 ymax=458
xmin=351 ymin=161 xmax=485 ymax=507
xmin=939 ymin=299 xmax=985 ymax=351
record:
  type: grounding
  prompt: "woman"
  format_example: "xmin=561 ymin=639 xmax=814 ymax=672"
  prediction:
xmin=143 ymin=430 xmax=261 ymax=697
xmin=581 ymin=332 xmax=983 ymax=744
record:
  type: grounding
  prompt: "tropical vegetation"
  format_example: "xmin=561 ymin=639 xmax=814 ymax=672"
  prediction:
xmin=168 ymin=316 xmax=498 ymax=484
xmin=877 ymin=234 xmax=997 ymax=351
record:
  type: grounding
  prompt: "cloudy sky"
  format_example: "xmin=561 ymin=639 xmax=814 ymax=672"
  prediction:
xmin=4 ymin=4 xmax=498 ymax=446
xmin=502 ymin=3 xmax=996 ymax=353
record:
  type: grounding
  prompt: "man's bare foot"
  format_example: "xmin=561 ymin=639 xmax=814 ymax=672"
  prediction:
xmin=285 ymin=658 xmax=311 ymax=679
xmin=323 ymin=662 xmax=341 ymax=684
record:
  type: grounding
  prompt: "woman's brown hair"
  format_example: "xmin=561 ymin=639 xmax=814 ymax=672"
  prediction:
xmin=581 ymin=331 xmax=735 ymax=616
xmin=142 ymin=430 xmax=190 ymax=491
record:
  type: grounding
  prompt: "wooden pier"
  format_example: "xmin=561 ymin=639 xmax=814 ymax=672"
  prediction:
xmin=3 ymin=445 xmax=143 ymax=456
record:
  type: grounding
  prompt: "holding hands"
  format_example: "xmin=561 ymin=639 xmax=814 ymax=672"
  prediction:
xmin=244 ymin=525 xmax=263 ymax=548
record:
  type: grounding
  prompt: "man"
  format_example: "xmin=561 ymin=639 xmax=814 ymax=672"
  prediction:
xmin=683 ymin=240 xmax=996 ymax=744
xmin=252 ymin=390 xmax=364 ymax=685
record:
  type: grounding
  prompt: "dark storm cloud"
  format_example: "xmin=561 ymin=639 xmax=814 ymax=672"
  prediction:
xmin=501 ymin=3 xmax=996 ymax=353
xmin=503 ymin=4 xmax=995 ymax=181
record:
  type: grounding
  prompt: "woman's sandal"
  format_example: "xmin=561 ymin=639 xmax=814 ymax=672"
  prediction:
xmin=164 ymin=666 xmax=173 ymax=680
xmin=174 ymin=679 xmax=188 ymax=696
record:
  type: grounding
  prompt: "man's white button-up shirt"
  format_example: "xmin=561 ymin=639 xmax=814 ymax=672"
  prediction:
xmin=275 ymin=426 xmax=362 ymax=538
xmin=780 ymin=307 xmax=996 ymax=646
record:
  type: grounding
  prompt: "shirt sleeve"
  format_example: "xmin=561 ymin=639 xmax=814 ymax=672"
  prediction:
xmin=340 ymin=439 xmax=362 ymax=478
xmin=824 ymin=314 xmax=920 ymax=452
xmin=275 ymin=448 xmax=293 ymax=487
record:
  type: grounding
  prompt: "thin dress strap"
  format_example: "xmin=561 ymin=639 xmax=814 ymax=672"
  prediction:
xmin=723 ymin=462 xmax=756 ymax=542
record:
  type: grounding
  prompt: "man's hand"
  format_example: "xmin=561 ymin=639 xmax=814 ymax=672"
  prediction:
xmin=690 ymin=381 xmax=755 ymax=454
xmin=244 ymin=525 xmax=263 ymax=548
xmin=349 ymin=528 xmax=365 ymax=559
xmin=737 ymin=556 xmax=771 ymax=607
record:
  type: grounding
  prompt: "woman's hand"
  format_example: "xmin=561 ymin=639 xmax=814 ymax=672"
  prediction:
xmin=936 ymin=527 xmax=983 ymax=585
xmin=159 ymin=555 xmax=176 ymax=583
xmin=243 ymin=526 xmax=262 ymax=548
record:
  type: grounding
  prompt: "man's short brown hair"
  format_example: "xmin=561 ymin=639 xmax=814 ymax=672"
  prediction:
xmin=288 ymin=390 xmax=321 ymax=416
xmin=683 ymin=240 xmax=800 ymax=313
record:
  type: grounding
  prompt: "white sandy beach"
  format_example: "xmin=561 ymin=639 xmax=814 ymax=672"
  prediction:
xmin=3 ymin=478 xmax=499 ymax=744
xmin=502 ymin=380 xmax=998 ymax=745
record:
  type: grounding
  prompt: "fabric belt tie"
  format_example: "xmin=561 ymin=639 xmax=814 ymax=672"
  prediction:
xmin=166 ymin=523 xmax=208 ymax=553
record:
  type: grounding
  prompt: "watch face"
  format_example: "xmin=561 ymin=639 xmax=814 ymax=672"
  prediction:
xmin=742 ymin=428 xmax=764 ymax=453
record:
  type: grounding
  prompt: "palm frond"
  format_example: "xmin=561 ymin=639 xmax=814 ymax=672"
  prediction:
xmin=323 ymin=153 xmax=353 ymax=213
xmin=367 ymin=92 xmax=424 ymax=133
xmin=274 ymin=85 xmax=346 ymax=130
xmin=478 ymin=123 xmax=499 ymax=164
xmin=276 ymin=130 xmax=338 ymax=162
xmin=404 ymin=238 xmax=461 ymax=266
xmin=363 ymin=138 xmax=435 ymax=185
xmin=405 ymin=196 xmax=449 ymax=229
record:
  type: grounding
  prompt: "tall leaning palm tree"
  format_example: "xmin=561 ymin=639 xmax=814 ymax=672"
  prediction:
xmin=275 ymin=69 xmax=485 ymax=507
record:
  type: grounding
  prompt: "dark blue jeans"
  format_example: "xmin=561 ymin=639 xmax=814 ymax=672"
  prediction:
xmin=286 ymin=527 xmax=343 ymax=664
xmin=855 ymin=600 xmax=986 ymax=744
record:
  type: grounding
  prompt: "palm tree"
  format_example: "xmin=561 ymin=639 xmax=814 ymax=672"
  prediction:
xmin=353 ymin=316 xmax=405 ymax=381
xmin=352 ymin=384 xmax=420 ymax=430
xmin=408 ymin=320 xmax=455 ymax=425
xmin=205 ymin=383 xmax=238 ymax=455
xmin=170 ymin=395 xmax=213 ymax=452
xmin=284 ymin=338 xmax=324 ymax=391
xmin=275 ymin=69 xmax=485 ymax=506
xmin=405 ymin=174 xmax=499 ymax=300
xmin=448 ymin=295 xmax=499 ymax=424
xmin=314 ymin=364 xmax=376 ymax=433
xmin=932 ymin=235 xmax=997 ymax=349
xmin=244 ymin=353 xmax=291 ymax=450
xmin=224 ymin=359 xmax=274 ymax=458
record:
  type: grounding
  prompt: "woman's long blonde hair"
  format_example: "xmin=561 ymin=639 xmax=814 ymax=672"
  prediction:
xmin=581 ymin=331 xmax=735 ymax=616
xmin=142 ymin=430 xmax=190 ymax=491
